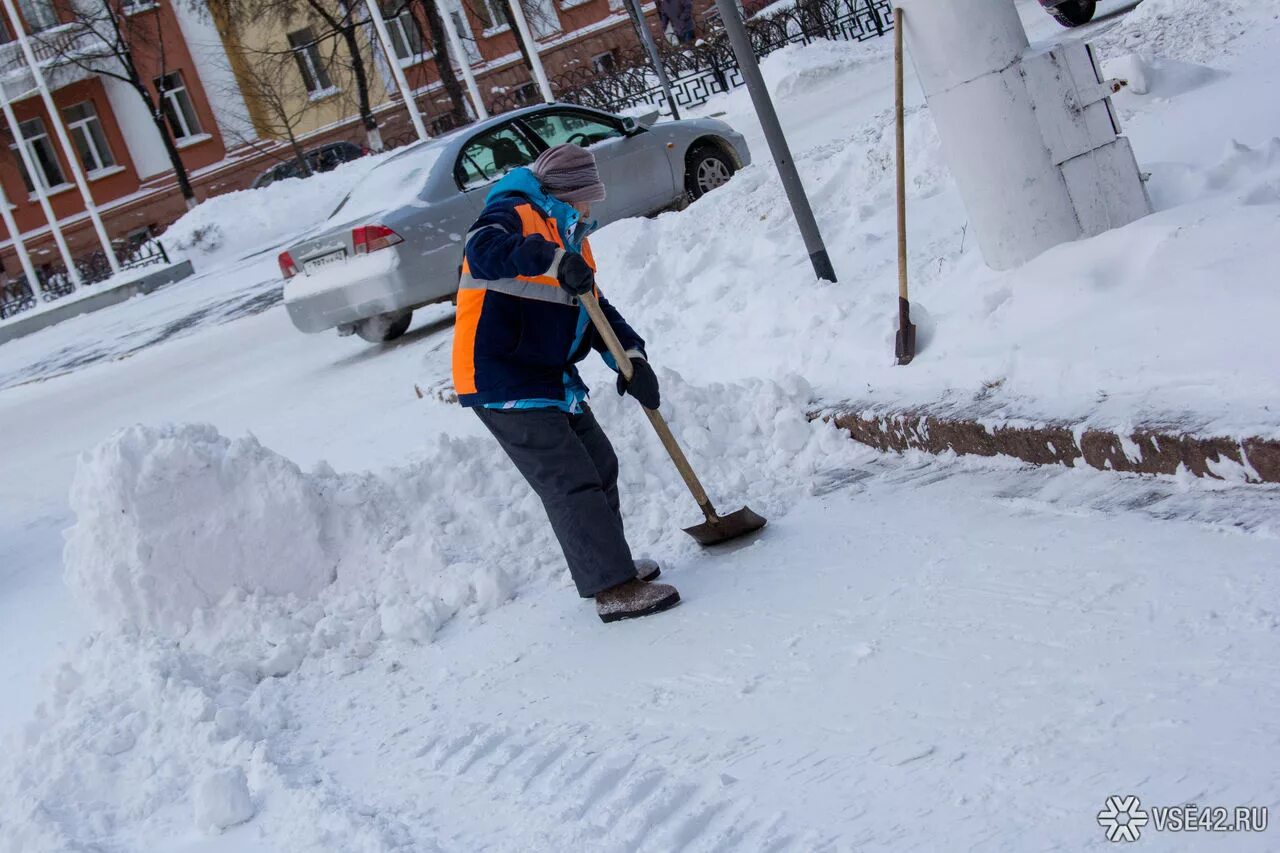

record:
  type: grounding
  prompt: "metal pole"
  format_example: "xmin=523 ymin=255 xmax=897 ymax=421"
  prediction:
xmin=711 ymin=0 xmax=835 ymax=282
xmin=505 ymin=0 xmax=553 ymax=103
xmin=365 ymin=0 xmax=429 ymax=141
xmin=434 ymin=0 xmax=488 ymax=119
xmin=1 ymin=92 xmax=81 ymax=289
xmin=0 ymin=182 xmax=40 ymax=294
xmin=623 ymin=0 xmax=680 ymax=120
xmin=1 ymin=0 xmax=119 ymax=274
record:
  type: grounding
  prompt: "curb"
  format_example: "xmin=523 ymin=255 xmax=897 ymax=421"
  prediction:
xmin=818 ymin=407 xmax=1280 ymax=484
xmin=0 ymin=261 xmax=196 ymax=347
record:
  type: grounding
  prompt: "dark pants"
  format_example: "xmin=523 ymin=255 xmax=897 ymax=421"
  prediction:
xmin=475 ymin=406 xmax=637 ymax=597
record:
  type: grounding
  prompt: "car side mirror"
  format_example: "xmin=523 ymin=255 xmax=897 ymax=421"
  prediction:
xmin=620 ymin=116 xmax=639 ymax=135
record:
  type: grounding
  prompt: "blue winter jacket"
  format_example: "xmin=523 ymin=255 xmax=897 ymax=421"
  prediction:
xmin=451 ymin=168 xmax=645 ymax=410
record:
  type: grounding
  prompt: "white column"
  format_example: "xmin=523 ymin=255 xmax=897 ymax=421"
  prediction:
xmin=365 ymin=0 xmax=429 ymax=141
xmin=1 ymin=93 xmax=81 ymax=288
xmin=895 ymin=0 xmax=1081 ymax=270
xmin=0 ymin=182 xmax=40 ymax=293
xmin=0 ymin=0 xmax=120 ymax=274
xmin=436 ymin=0 xmax=488 ymax=119
xmin=505 ymin=0 xmax=552 ymax=103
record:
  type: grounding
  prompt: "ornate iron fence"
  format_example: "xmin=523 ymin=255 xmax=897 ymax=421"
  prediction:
xmin=0 ymin=235 xmax=171 ymax=321
xmin=490 ymin=0 xmax=892 ymax=115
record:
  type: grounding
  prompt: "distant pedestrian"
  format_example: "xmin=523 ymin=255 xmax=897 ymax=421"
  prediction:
xmin=451 ymin=144 xmax=681 ymax=623
xmin=658 ymin=0 xmax=697 ymax=44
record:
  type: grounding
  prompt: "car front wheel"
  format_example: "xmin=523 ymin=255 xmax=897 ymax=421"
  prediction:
xmin=685 ymin=145 xmax=736 ymax=200
xmin=354 ymin=310 xmax=413 ymax=343
xmin=1048 ymin=0 xmax=1096 ymax=27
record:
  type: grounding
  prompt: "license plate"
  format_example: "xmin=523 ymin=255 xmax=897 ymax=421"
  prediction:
xmin=305 ymin=251 xmax=345 ymax=273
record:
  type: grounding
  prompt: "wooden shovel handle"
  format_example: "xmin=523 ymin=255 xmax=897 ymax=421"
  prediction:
xmin=580 ymin=291 xmax=717 ymax=518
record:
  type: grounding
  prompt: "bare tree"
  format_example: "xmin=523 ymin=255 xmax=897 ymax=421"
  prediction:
xmin=211 ymin=0 xmax=384 ymax=150
xmin=219 ymin=41 xmax=319 ymax=180
xmin=36 ymin=0 xmax=199 ymax=207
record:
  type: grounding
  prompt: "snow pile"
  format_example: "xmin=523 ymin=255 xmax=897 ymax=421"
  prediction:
xmin=161 ymin=153 xmax=388 ymax=263
xmin=194 ymin=768 xmax=255 ymax=832
xmin=1094 ymin=0 xmax=1268 ymax=66
xmin=0 ymin=375 xmax=860 ymax=847
xmin=63 ymin=376 xmax=855 ymax=653
xmin=65 ymin=424 xmax=336 ymax=635
xmin=767 ymin=38 xmax=891 ymax=101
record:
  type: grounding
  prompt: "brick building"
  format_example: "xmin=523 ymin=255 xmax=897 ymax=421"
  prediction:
xmin=0 ymin=0 xmax=714 ymax=290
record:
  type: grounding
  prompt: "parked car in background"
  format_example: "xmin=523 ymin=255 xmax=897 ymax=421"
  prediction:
xmin=1039 ymin=0 xmax=1097 ymax=27
xmin=252 ymin=141 xmax=368 ymax=189
xmin=278 ymin=103 xmax=750 ymax=344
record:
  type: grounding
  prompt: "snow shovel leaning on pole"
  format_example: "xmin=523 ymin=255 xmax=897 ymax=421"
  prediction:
xmin=894 ymin=6 xmax=917 ymax=366
xmin=580 ymin=292 xmax=768 ymax=546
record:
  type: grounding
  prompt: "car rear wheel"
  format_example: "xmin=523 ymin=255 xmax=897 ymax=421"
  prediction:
xmin=354 ymin=310 xmax=413 ymax=343
xmin=1048 ymin=0 xmax=1096 ymax=27
xmin=685 ymin=144 xmax=736 ymax=200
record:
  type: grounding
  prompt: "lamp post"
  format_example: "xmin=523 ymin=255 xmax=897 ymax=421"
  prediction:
xmin=623 ymin=0 xmax=680 ymax=120
xmin=710 ymin=0 xmax=835 ymax=282
xmin=434 ymin=0 xmax=488 ymax=119
xmin=0 ymin=89 xmax=80 ymax=289
xmin=505 ymin=0 xmax=553 ymax=103
xmin=365 ymin=0 xmax=429 ymax=141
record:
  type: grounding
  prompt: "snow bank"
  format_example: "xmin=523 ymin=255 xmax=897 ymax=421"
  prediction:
xmin=2 ymin=376 xmax=859 ymax=849
xmin=1094 ymin=0 xmax=1266 ymax=66
xmin=65 ymin=424 xmax=335 ymax=635
xmin=592 ymin=27 xmax=1280 ymax=437
xmin=161 ymin=154 xmax=387 ymax=264
xmin=62 ymin=376 xmax=857 ymax=651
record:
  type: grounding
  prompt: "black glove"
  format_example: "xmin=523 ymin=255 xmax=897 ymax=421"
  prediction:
xmin=556 ymin=252 xmax=595 ymax=296
xmin=617 ymin=357 xmax=660 ymax=409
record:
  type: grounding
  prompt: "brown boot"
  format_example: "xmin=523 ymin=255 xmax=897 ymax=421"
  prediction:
xmin=595 ymin=579 xmax=680 ymax=623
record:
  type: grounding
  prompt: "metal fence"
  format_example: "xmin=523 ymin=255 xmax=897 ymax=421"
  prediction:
xmin=0 ymin=235 xmax=171 ymax=321
xmin=490 ymin=0 xmax=893 ymax=115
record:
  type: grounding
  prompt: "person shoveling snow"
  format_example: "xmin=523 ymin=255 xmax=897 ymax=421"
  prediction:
xmin=451 ymin=144 xmax=681 ymax=623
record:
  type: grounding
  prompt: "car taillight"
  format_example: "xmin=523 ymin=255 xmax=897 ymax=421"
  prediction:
xmin=352 ymin=224 xmax=403 ymax=255
xmin=278 ymin=250 xmax=298 ymax=279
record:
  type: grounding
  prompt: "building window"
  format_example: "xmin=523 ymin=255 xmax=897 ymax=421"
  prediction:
xmin=591 ymin=50 xmax=617 ymax=74
xmin=11 ymin=117 xmax=67 ymax=193
xmin=17 ymin=0 xmax=58 ymax=32
xmin=383 ymin=3 xmax=425 ymax=61
xmin=63 ymin=101 xmax=116 ymax=174
xmin=288 ymin=27 xmax=334 ymax=95
xmin=474 ymin=0 xmax=510 ymax=33
xmin=449 ymin=8 xmax=482 ymax=63
xmin=155 ymin=71 xmax=203 ymax=139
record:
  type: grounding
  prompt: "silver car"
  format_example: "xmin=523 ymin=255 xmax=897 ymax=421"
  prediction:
xmin=278 ymin=102 xmax=751 ymax=343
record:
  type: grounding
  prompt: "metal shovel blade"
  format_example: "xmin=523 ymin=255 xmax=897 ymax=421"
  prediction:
xmin=683 ymin=506 xmax=768 ymax=546
xmin=895 ymin=297 xmax=917 ymax=366
xmin=895 ymin=321 xmax=916 ymax=365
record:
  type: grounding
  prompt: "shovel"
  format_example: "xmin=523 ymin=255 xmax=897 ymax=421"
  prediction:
xmin=580 ymin=292 xmax=767 ymax=546
xmin=894 ymin=6 xmax=917 ymax=366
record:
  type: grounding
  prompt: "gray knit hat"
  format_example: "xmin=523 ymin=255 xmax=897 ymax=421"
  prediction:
xmin=531 ymin=143 xmax=607 ymax=204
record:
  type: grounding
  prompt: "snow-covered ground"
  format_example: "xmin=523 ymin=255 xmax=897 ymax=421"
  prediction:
xmin=4 ymin=0 xmax=1280 ymax=849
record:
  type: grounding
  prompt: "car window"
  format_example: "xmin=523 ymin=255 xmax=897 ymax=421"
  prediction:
xmin=523 ymin=110 xmax=624 ymax=149
xmin=455 ymin=125 xmax=538 ymax=190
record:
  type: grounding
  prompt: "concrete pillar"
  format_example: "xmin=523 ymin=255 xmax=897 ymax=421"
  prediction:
xmin=895 ymin=0 xmax=1083 ymax=270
